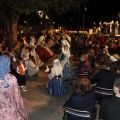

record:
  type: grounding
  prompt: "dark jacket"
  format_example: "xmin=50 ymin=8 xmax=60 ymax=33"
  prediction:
xmin=99 ymin=96 xmax=120 ymax=120
xmin=64 ymin=91 xmax=96 ymax=120
xmin=91 ymin=69 xmax=116 ymax=103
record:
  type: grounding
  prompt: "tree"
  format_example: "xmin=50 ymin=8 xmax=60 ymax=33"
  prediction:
xmin=0 ymin=0 xmax=87 ymax=48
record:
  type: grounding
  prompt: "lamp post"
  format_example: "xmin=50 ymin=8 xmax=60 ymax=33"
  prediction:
xmin=37 ymin=11 xmax=43 ymax=18
xmin=37 ymin=10 xmax=44 ymax=25
xmin=83 ymin=5 xmax=87 ymax=38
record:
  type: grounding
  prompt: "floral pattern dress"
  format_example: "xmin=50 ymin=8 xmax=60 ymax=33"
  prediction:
xmin=0 ymin=73 xmax=28 ymax=120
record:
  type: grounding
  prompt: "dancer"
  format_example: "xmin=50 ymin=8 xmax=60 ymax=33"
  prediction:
xmin=37 ymin=35 xmax=54 ymax=62
xmin=59 ymin=40 xmax=73 ymax=81
xmin=46 ymin=59 xmax=68 ymax=96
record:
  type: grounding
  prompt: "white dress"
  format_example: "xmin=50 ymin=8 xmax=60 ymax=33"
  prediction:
xmin=21 ymin=49 xmax=39 ymax=76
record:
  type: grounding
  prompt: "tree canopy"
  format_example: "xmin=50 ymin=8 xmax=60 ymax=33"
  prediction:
xmin=0 ymin=0 xmax=87 ymax=47
xmin=0 ymin=0 xmax=87 ymax=16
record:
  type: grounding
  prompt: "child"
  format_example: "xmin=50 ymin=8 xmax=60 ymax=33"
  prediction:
xmin=16 ymin=58 xmax=27 ymax=91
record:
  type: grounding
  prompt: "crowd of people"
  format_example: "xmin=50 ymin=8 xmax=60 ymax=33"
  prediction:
xmin=92 ymin=20 xmax=120 ymax=35
xmin=1 ymin=26 xmax=120 ymax=119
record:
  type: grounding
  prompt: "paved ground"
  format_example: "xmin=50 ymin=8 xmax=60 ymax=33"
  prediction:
xmin=21 ymin=54 xmax=75 ymax=120
xmin=21 ymin=54 xmax=99 ymax=120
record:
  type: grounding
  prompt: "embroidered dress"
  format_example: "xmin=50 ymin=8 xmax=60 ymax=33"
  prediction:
xmin=0 ymin=74 xmax=28 ymax=120
xmin=21 ymin=49 xmax=39 ymax=77
xmin=30 ymin=47 xmax=44 ymax=67
xmin=59 ymin=47 xmax=73 ymax=80
xmin=63 ymin=62 xmax=73 ymax=80
xmin=46 ymin=59 xmax=68 ymax=96
xmin=37 ymin=35 xmax=54 ymax=62
xmin=47 ymin=76 xmax=68 ymax=96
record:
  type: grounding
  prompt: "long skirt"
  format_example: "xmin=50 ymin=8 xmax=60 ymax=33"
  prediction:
xmin=36 ymin=47 xmax=53 ymax=62
xmin=24 ymin=59 xmax=39 ymax=76
xmin=46 ymin=77 xmax=68 ymax=96
xmin=29 ymin=54 xmax=44 ymax=68
xmin=63 ymin=62 xmax=73 ymax=80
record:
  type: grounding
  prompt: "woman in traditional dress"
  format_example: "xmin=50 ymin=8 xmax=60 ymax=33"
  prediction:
xmin=46 ymin=59 xmax=68 ymax=96
xmin=29 ymin=46 xmax=44 ymax=68
xmin=0 ymin=55 xmax=28 ymax=120
xmin=21 ymin=46 xmax=39 ymax=78
xmin=59 ymin=38 xmax=73 ymax=81
xmin=36 ymin=35 xmax=54 ymax=62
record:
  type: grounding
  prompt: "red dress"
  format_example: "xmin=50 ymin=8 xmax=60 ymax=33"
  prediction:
xmin=36 ymin=47 xmax=52 ymax=62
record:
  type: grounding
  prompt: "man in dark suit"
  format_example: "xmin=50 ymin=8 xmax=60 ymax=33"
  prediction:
xmin=99 ymin=77 xmax=120 ymax=120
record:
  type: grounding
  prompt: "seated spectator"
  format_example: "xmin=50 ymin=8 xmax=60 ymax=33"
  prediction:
xmin=91 ymin=61 xmax=120 ymax=104
xmin=88 ymin=49 xmax=95 ymax=68
xmin=89 ymin=57 xmax=106 ymax=79
xmin=76 ymin=53 xmax=91 ymax=76
xmin=104 ymin=48 xmax=120 ymax=62
xmin=63 ymin=76 xmax=96 ymax=120
xmin=92 ymin=41 xmax=101 ymax=58
xmin=99 ymin=77 xmax=120 ymax=120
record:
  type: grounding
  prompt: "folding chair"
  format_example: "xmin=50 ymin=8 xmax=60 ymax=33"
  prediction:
xmin=95 ymin=87 xmax=113 ymax=96
xmin=95 ymin=86 xmax=114 ymax=105
xmin=63 ymin=106 xmax=91 ymax=120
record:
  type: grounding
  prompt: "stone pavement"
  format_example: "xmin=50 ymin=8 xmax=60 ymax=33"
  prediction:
xmin=21 ymin=54 xmax=75 ymax=120
xmin=21 ymin=54 xmax=99 ymax=120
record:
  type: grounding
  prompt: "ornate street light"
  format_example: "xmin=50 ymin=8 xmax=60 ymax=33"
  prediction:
xmin=83 ymin=5 xmax=87 ymax=37
xmin=37 ymin=11 xmax=44 ymax=18
xmin=83 ymin=5 xmax=87 ymax=31
xmin=37 ymin=10 xmax=44 ymax=25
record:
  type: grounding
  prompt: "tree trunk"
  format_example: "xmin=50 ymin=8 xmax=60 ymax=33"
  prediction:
xmin=0 ymin=10 xmax=19 ymax=48
xmin=0 ymin=11 xmax=13 ymax=48
xmin=11 ymin=11 xmax=19 ymax=45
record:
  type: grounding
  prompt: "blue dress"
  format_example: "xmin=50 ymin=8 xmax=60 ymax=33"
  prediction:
xmin=63 ymin=62 xmax=73 ymax=80
xmin=46 ymin=77 xmax=68 ymax=96
xmin=59 ymin=50 xmax=73 ymax=80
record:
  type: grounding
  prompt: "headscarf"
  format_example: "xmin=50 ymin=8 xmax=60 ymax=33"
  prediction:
xmin=0 ymin=55 xmax=10 ymax=88
xmin=61 ymin=39 xmax=70 ymax=49
xmin=49 ymin=59 xmax=63 ymax=79
xmin=38 ymin=35 xmax=45 ymax=44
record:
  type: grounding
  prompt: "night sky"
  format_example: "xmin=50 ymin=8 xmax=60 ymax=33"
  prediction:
xmin=86 ymin=0 xmax=120 ymax=25
xmin=57 ymin=0 xmax=120 ymax=29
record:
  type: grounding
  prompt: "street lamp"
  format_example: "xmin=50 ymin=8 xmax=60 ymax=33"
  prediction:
xmin=37 ymin=10 xmax=44 ymax=25
xmin=83 ymin=5 xmax=87 ymax=36
xmin=37 ymin=11 xmax=43 ymax=18
xmin=83 ymin=5 xmax=87 ymax=31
